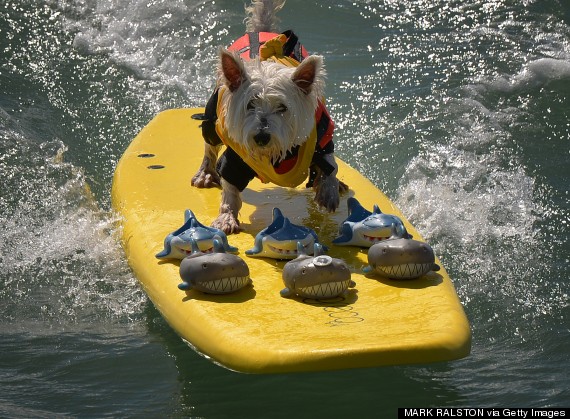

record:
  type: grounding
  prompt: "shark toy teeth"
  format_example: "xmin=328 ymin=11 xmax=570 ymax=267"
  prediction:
xmin=281 ymin=242 xmax=354 ymax=299
xmin=332 ymin=197 xmax=410 ymax=247
xmin=178 ymin=237 xmax=251 ymax=294
xmin=363 ymin=228 xmax=440 ymax=280
xmin=246 ymin=208 xmax=323 ymax=260
xmin=156 ymin=209 xmax=237 ymax=259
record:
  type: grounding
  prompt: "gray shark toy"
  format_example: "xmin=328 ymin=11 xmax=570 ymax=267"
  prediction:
xmin=246 ymin=208 xmax=322 ymax=260
xmin=281 ymin=242 xmax=355 ymax=299
xmin=363 ymin=228 xmax=440 ymax=280
xmin=156 ymin=209 xmax=237 ymax=259
xmin=179 ymin=237 xmax=251 ymax=294
xmin=333 ymin=197 xmax=410 ymax=247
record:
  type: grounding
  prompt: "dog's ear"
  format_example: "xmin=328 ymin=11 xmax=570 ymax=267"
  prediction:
xmin=220 ymin=48 xmax=247 ymax=92
xmin=292 ymin=55 xmax=323 ymax=95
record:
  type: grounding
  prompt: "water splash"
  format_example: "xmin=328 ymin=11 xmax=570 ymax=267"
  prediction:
xmin=58 ymin=0 xmax=232 ymax=107
xmin=0 ymin=112 xmax=146 ymax=325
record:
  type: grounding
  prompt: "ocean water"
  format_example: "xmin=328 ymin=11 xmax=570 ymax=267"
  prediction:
xmin=1 ymin=0 xmax=568 ymax=417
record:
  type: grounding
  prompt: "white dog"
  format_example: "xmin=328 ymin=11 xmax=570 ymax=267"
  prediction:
xmin=192 ymin=0 xmax=347 ymax=234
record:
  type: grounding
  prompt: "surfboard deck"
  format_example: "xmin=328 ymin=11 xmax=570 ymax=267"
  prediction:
xmin=111 ymin=108 xmax=471 ymax=373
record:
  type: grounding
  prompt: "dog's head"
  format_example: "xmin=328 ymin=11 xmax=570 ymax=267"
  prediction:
xmin=217 ymin=49 xmax=325 ymax=162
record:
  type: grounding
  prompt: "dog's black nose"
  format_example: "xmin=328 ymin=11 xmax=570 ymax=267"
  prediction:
xmin=254 ymin=131 xmax=271 ymax=146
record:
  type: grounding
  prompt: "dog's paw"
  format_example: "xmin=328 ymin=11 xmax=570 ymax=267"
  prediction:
xmin=314 ymin=175 xmax=341 ymax=212
xmin=191 ymin=169 xmax=220 ymax=188
xmin=211 ymin=213 xmax=241 ymax=235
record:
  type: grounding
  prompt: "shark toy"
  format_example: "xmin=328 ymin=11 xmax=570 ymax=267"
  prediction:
xmin=156 ymin=209 xmax=237 ymax=259
xmin=246 ymin=208 xmax=323 ymax=260
xmin=178 ymin=237 xmax=251 ymax=294
xmin=281 ymin=243 xmax=355 ymax=299
xmin=333 ymin=197 xmax=411 ymax=247
xmin=363 ymin=227 xmax=440 ymax=280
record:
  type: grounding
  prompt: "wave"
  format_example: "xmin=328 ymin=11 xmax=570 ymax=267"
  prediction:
xmin=471 ymin=57 xmax=570 ymax=94
xmin=325 ymin=0 xmax=570 ymax=339
xmin=393 ymin=80 xmax=568 ymax=339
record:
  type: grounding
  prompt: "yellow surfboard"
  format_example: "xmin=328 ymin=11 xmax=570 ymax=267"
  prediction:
xmin=111 ymin=108 xmax=471 ymax=373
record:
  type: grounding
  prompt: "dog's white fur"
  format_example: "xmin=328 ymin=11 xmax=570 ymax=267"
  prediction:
xmin=244 ymin=0 xmax=285 ymax=32
xmin=218 ymin=52 xmax=325 ymax=163
xmin=193 ymin=0 xmax=344 ymax=234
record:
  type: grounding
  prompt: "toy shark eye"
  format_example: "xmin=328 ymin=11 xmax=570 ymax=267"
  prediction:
xmin=202 ymin=263 xmax=208 ymax=269
xmin=276 ymin=104 xmax=288 ymax=113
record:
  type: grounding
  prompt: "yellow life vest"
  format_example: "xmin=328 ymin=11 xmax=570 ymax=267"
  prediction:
xmin=215 ymin=86 xmax=318 ymax=188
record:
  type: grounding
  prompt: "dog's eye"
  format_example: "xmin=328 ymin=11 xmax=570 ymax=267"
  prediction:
xmin=247 ymin=100 xmax=256 ymax=111
xmin=276 ymin=104 xmax=288 ymax=113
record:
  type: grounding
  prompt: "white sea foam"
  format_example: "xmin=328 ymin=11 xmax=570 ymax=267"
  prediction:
xmin=57 ymin=0 xmax=232 ymax=107
xmin=472 ymin=57 xmax=570 ymax=93
xmin=0 ymin=116 xmax=146 ymax=324
xmin=391 ymin=89 xmax=569 ymax=327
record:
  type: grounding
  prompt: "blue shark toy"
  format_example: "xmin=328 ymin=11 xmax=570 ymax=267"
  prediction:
xmin=333 ymin=197 xmax=410 ymax=247
xmin=246 ymin=208 xmax=323 ymax=260
xmin=179 ymin=237 xmax=251 ymax=293
xmin=156 ymin=209 xmax=237 ymax=259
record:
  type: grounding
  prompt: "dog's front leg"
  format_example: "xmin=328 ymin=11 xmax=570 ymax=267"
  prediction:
xmin=315 ymin=173 xmax=341 ymax=212
xmin=192 ymin=143 xmax=221 ymax=188
xmin=314 ymin=154 xmax=348 ymax=212
xmin=211 ymin=179 xmax=242 ymax=234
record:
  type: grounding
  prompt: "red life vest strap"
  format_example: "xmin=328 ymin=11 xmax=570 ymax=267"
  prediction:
xmin=315 ymin=101 xmax=334 ymax=150
xmin=228 ymin=31 xmax=309 ymax=62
